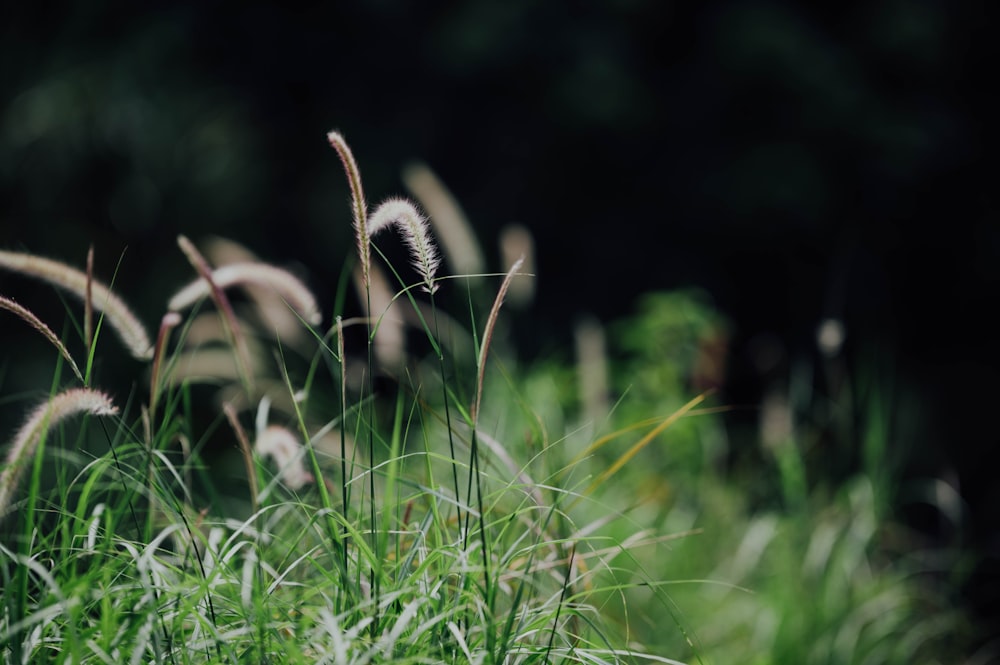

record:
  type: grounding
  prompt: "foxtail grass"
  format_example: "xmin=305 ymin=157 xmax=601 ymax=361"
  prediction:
xmin=168 ymin=261 xmax=322 ymax=328
xmin=0 ymin=131 xmax=712 ymax=665
xmin=202 ymin=236 xmax=318 ymax=343
xmin=0 ymin=388 xmax=118 ymax=520
xmin=327 ymin=130 xmax=370 ymax=290
xmin=0 ymin=296 xmax=83 ymax=382
xmin=367 ymin=198 xmax=441 ymax=295
xmin=0 ymin=249 xmax=152 ymax=360
xmin=176 ymin=235 xmax=255 ymax=392
xmin=499 ymin=224 xmax=536 ymax=307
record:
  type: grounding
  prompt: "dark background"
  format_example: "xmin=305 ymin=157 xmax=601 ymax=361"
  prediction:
xmin=2 ymin=0 xmax=995 ymax=642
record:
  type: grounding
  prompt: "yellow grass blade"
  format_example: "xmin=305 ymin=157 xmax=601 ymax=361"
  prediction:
xmin=578 ymin=392 xmax=708 ymax=502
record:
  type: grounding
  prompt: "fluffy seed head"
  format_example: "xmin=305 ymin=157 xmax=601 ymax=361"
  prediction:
xmin=0 ymin=250 xmax=152 ymax=360
xmin=176 ymin=236 xmax=255 ymax=392
xmin=0 ymin=388 xmax=118 ymax=519
xmin=168 ymin=262 xmax=322 ymax=327
xmin=367 ymin=198 xmax=442 ymax=294
xmin=203 ymin=237 xmax=316 ymax=341
xmin=327 ymin=131 xmax=371 ymax=288
xmin=0 ymin=296 xmax=83 ymax=381
xmin=254 ymin=425 xmax=314 ymax=490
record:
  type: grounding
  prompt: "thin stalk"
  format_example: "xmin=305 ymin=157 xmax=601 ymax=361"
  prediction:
xmin=431 ymin=296 xmax=462 ymax=530
xmin=365 ymin=284 xmax=380 ymax=634
xmin=176 ymin=235 xmax=255 ymax=394
xmin=463 ymin=258 xmax=523 ymax=575
xmin=276 ymin=344 xmax=351 ymax=605
xmin=337 ymin=316 xmax=350 ymax=584
xmin=543 ymin=544 xmax=577 ymax=664
xmin=328 ymin=129 xmax=381 ymax=629
xmin=84 ymin=244 xmax=94 ymax=352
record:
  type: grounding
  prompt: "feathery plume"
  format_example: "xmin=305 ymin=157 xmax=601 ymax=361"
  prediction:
xmin=0 ymin=249 xmax=152 ymax=360
xmin=499 ymin=224 xmax=536 ymax=307
xmin=0 ymin=388 xmax=118 ymax=519
xmin=254 ymin=425 xmax=314 ymax=490
xmin=168 ymin=262 xmax=322 ymax=328
xmin=178 ymin=312 xmax=232 ymax=347
xmin=203 ymin=236 xmax=258 ymax=265
xmin=0 ymin=296 xmax=83 ymax=381
xmin=327 ymin=131 xmax=371 ymax=289
xmin=574 ymin=316 xmax=610 ymax=427
xmin=167 ymin=348 xmax=249 ymax=386
xmin=367 ymin=197 xmax=441 ymax=294
xmin=203 ymin=237 xmax=311 ymax=341
xmin=402 ymin=161 xmax=485 ymax=278
xmin=176 ymin=236 xmax=254 ymax=392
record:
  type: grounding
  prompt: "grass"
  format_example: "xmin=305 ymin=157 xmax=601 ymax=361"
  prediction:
xmin=0 ymin=132 xmax=696 ymax=664
xmin=570 ymin=292 xmax=982 ymax=663
xmin=0 ymin=134 xmax=986 ymax=664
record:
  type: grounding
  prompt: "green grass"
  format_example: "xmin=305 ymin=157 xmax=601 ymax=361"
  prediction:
xmin=0 ymin=134 xmax=696 ymax=664
xmin=566 ymin=292 xmax=980 ymax=663
xmin=0 ymin=136 xmax=984 ymax=664
xmin=0 ymin=303 xmax=688 ymax=663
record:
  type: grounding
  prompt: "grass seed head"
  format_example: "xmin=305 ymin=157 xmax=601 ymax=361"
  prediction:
xmin=0 ymin=388 xmax=118 ymax=519
xmin=255 ymin=425 xmax=314 ymax=490
xmin=327 ymin=131 xmax=371 ymax=290
xmin=168 ymin=262 xmax=322 ymax=327
xmin=368 ymin=197 xmax=442 ymax=294
xmin=0 ymin=249 xmax=152 ymax=360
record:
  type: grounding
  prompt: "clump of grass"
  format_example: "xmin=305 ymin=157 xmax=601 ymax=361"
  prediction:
xmin=0 ymin=131 xmax=692 ymax=664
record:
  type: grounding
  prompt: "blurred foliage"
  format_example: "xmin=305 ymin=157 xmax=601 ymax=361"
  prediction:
xmin=609 ymin=290 xmax=730 ymax=479
xmin=514 ymin=288 xmax=985 ymax=662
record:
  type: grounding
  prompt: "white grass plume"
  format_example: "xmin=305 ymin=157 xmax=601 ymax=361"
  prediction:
xmin=203 ymin=236 xmax=313 ymax=341
xmin=0 ymin=388 xmax=118 ymax=519
xmin=368 ymin=197 xmax=441 ymax=294
xmin=176 ymin=236 xmax=255 ymax=391
xmin=327 ymin=135 xmax=442 ymax=296
xmin=168 ymin=262 xmax=322 ymax=328
xmin=0 ymin=296 xmax=83 ymax=381
xmin=166 ymin=348 xmax=249 ymax=386
xmin=574 ymin=316 xmax=610 ymax=428
xmin=0 ymin=249 xmax=152 ymax=360
xmin=499 ymin=224 xmax=536 ymax=307
xmin=254 ymin=425 xmax=314 ymax=490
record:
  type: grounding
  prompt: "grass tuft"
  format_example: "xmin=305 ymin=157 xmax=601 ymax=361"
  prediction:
xmin=2 ymin=131 xmax=975 ymax=664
